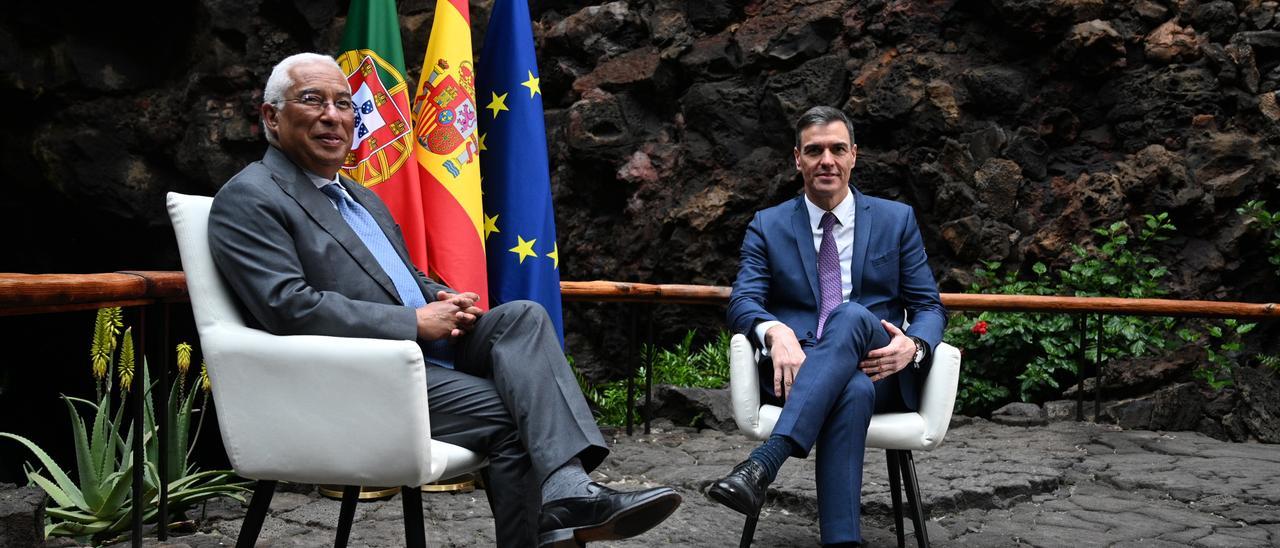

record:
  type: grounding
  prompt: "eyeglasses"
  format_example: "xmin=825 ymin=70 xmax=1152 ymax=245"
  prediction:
xmin=284 ymin=93 xmax=355 ymax=112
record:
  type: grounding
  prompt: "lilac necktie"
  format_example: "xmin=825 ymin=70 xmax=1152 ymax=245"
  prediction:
xmin=816 ymin=211 xmax=841 ymax=338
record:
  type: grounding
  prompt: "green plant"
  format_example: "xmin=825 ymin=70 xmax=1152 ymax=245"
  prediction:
xmin=0 ymin=308 xmax=248 ymax=542
xmin=947 ymin=214 xmax=1179 ymax=413
xmin=1237 ymin=200 xmax=1280 ymax=276
xmin=572 ymin=330 xmax=731 ymax=427
xmin=1178 ymin=319 xmax=1257 ymax=389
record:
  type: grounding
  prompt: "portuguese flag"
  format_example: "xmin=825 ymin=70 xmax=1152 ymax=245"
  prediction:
xmin=410 ymin=0 xmax=490 ymax=308
xmin=337 ymin=0 xmax=429 ymax=270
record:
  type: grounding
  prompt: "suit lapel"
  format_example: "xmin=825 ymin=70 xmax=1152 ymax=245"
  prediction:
xmin=850 ymin=188 xmax=872 ymax=302
xmin=263 ymin=148 xmax=403 ymax=304
xmin=790 ymin=197 xmax=820 ymax=303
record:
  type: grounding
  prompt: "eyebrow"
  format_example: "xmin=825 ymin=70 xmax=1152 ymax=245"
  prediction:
xmin=297 ymin=87 xmax=353 ymax=98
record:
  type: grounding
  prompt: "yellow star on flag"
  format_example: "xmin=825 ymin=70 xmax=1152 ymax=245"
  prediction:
xmin=484 ymin=213 xmax=500 ymax=241
xmin=521 ymin=70 xmax=541 ymax=98
xmin=479 ymin=132 xmax=488 ymax=152
xmin=487 ymin=91 xmax=509 ymax=119
xmin=509 ymin=235 xmax=538 ymax=264
xmin=546 ymin=242 xmax=559 ymax=269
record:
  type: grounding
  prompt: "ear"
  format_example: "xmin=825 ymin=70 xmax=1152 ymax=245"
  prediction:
xmin=850 ymin=143 xmax=858 ymax=170
xmin=261 ymin=102 xmax=279 ymax=133
xmin=793 ymin=146 xmax=802 ymax=172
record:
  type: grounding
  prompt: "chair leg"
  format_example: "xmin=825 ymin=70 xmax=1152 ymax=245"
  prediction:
xmin=899 ymin=451 xmax=931 ymax=548
xmin=402 ymin=486 xmax=426 ymax=548
xmin=738 ymin=506 xmax=762 ymax=548
xmin=887 ymin=450 xmax=906 ymax=548
xmin=334 ymin=486 xmax=360 ymax=548
xmin=236 ymin=480 xmax=277 ymax=548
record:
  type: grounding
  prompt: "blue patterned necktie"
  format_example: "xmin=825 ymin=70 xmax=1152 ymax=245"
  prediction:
xmin=816 ymin=211 xmax=842 ymax=338
xmin=319 ymin=183 xmax=427 ymax=308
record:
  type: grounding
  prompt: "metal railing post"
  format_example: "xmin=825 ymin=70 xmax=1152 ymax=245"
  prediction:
xmin=130 ymin=306 xmax=146 ymax=547
xmin=157 ymin=303 xmax=170 ymax=539
xmin=626 ymin=306 xmax=636 ymax=436
xmin=1094 ymin=313 xmax=1104 ymax=422
xmin=644 ymin=305 xmax=653 ymax=435
xmin=1075 ymin=314 xmax=1086 ymax=421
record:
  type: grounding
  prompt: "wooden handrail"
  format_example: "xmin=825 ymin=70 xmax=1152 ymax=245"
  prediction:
xmin=1 ymin=272 xmax=1278 ymax=319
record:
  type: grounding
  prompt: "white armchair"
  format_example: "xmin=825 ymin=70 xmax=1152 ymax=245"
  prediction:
xmin=727 ymin=333 xmax=962 ymax=548
xmin=167 ymin=192 xmax=485 ymax=548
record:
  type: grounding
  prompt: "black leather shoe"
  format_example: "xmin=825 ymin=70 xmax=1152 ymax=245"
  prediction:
xmin=538 ymin=482 xmax=682 ymax=547
xmin=706 ymin=459 xmax=770 ymax=516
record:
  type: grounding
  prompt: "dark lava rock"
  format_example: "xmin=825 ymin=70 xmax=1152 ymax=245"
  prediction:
xmin=1056 ymin=20 xmax=1127 ymax=77
xmin=0 ymin=483 xmax=44 ymax=548
xmin=961 ymin=65 xmax=1030 ymax=113
xmin=1193 ymin=1 xmax=1240 ymax=42
xmin=1234 ymin=366 xmax=1280 ymax=443
xmin=649 ymin=385 xmax=735 ymax=431
xmin=991 ymin=402 xmax=1048 ymax=426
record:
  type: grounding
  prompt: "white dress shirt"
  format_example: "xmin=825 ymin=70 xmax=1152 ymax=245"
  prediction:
xmin=755 ymin=190 xmax=857 ymax=350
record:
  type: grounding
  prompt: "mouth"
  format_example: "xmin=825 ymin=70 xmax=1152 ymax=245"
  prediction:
xmin=314 ymin=133 xmax=347 ymax=147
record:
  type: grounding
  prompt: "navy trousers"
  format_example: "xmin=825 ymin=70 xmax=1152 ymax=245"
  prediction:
xmin=765 ymin=302 xmax=899 ymax=544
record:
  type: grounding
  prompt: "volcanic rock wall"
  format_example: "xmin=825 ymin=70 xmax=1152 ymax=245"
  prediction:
xmin=2 ymin=0 xmax=1278 ymax=382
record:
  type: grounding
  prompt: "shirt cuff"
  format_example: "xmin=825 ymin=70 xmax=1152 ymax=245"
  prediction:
xmin=754 ymin=320 xmax=783 ymax=357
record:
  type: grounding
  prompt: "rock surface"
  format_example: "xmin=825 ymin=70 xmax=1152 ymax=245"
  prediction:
xmin=88 ymin=420 xmax=1280 ymax=547
xmin=0 ymin=484 xmax=44 ymax=548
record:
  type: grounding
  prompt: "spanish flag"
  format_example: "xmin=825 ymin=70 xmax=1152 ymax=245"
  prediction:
xmin=337 ymin=0 xmax=427 ymax=268
xmin=411 ymin=0 xmax=489 ymax=307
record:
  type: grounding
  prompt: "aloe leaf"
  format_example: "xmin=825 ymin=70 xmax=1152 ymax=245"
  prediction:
xmin=26 ymin=471 xmax=78 ymax=509
xmin=44 ymin=506 xmax=106 ymax=523
xmin=168 ymin=469 xmax=240 ymax=491
xmin=96 ymin=462 xmax=134 ymax=516
xmin=0 ymin=433 xmax=88 ymax=510
xmin=61 ymin=396 xmax=101 ymax=510
xmin=90 ymin=392 xmax=113 ymax=479
xmin=165 ymin=378 xmax=196 ymax=482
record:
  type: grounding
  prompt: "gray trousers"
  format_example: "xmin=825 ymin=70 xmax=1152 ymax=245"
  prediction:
xmin=425 ymin=300 xmax=608 ymax=547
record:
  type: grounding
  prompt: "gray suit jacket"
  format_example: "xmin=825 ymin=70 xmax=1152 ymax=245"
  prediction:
xmin=208 ymin=146 xmax=450 ymax=340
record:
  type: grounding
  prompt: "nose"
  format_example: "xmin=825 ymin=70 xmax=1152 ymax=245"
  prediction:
xmin=819 ymin=149 xmax=836 ymax=166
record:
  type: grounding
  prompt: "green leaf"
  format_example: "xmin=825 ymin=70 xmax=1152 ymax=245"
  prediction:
xmin=96 ymin=464 xmax=134 ymax=516
xmin=27 ymin=469 xmax=79 ymax=509
xmin=0 ymin=433 xmax=88 ymax=511
xmin=61 ymin=396 xmax=101 ymax=511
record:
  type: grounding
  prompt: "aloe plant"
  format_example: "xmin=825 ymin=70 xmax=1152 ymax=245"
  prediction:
xmin=0 ymin=308 xmax=248 ymax=542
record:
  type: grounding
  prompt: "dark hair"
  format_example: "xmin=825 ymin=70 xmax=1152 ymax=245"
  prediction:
xmin=794 ymin=106 xmax=855 ymax=147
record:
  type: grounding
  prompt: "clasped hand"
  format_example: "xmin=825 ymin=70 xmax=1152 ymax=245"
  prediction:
xmin=416 ymin=291 xmax=484 ymax=341
xmin=768 ymin=320 xmax=915 ymax=400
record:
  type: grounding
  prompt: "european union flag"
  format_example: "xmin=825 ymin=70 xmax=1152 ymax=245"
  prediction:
xmin=477 ymin=0 xmax=564 ymax=345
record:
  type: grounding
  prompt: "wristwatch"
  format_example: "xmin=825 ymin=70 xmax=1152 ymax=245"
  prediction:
xmin=910 ymin=337 xmax=926 ymax=369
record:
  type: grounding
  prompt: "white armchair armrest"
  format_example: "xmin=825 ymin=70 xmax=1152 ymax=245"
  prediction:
xmin=203 ymin=324 xmax=447 ymax=486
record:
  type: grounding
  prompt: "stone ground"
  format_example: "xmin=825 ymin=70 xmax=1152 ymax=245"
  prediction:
xmin=97 ymin=418 xmax=1279 ymax=547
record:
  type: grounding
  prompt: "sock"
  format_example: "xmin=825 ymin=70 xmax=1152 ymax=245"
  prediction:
xmin=747 ymin=434 xmax=796 ymax=483
xmin=541 ymin=457 xmax=594 ymax=504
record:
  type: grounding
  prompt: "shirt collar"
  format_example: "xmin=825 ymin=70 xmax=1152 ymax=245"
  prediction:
xmin=306 ymin=170 xmax=342 ymax=191
xmin=803 ymin=189 xmax=856 ymax=231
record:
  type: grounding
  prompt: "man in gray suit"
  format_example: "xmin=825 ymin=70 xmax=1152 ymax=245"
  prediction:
xmin=208 ymin=52 xmax=680 ymax=548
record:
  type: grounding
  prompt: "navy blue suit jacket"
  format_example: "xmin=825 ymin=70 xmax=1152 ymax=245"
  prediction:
xmin=727 ymin=189 xmax=947 ymax=410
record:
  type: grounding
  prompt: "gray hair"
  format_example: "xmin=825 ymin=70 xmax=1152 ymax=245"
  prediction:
xmin=794 ymin=106 xmax=855 ymax=148
xmin=261 ymin=53 xmax=345 ymax=145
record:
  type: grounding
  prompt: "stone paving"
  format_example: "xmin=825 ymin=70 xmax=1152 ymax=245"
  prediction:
xmin=100 ymin=418 xmax=1280 ymax=547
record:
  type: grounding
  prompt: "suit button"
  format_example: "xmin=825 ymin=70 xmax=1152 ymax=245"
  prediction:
xmin=806 ymin=331 xmax=814 ymax=338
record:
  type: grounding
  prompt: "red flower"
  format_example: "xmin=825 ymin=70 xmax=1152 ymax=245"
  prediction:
xmin=971 ymin=320 xmax=989 ymax=336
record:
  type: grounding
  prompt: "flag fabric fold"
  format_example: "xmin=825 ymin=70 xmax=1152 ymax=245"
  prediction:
xmin=476 ymin=0 xmax=565 ymax=343
xmin=337 ymin=0 xmax=428 ymax=269
xmin=412 ymin=0 xmax=490 ymax=307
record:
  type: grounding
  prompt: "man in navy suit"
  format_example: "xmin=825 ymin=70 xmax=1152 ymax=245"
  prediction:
xmin=708 ymin=106 xmax=947 ymax=546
